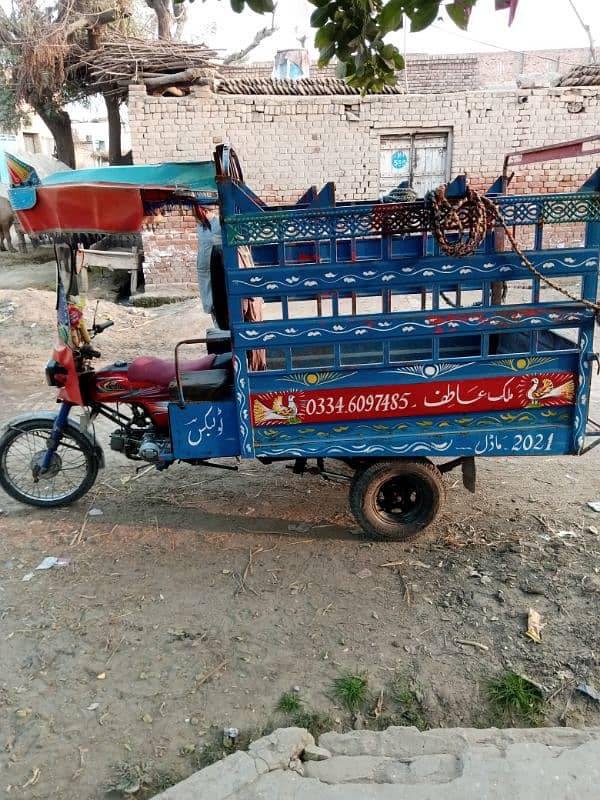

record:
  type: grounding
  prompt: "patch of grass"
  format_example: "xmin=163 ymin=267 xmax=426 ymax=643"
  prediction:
xmin=276 ymin=691 xmax=303 ymax=714
xmin=487 ymin=671 xmax=544 ymax=726
xmin=105 ymin=762 xmax=185 ymax=798
xmin=367 ymin=712 xmax=398 ymax=731
xmin=332 ymin=672 xmax=369 ymax=712
xmin=143 ymin=767 xmax=185 ymax=796
xmin=190 ymin=724 xmax=273 ymax=772
xmin=291 ymin=709 xmax=337 ymax=738
xmin=105 ymin=761 xmax=143 ymax=796
xmin=274 ymin=689 xmax=337 ymax=737
xmin=233 ymin=726 xmax=269 ymax=752
xmin=191 ymin=738 xmax=225 ymax=772
xmin=389 ymin=676 xmax=428 ymax=730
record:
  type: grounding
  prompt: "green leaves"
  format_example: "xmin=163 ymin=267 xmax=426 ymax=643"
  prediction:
xmin=307 ymin=0 xmax=461 ymax=93
xmin=0 ymin=49 xmax=27 ymax=133
xmin=245 ymin=0 xmax=275 ymax=12
xmin=0 ymin=82 xmax=23 ymax=134
xmin=445 ymin=0 xmax=474 ymax=29
xmin=221 ymin=0 xmax=480 ymax=92
xmin=310 ymin=2 xmax=334 ymax=27
xmin=409 ymin=1 xmax=441 ymax=32
xmin=314 ymin=21 xmax=336 ymax=49
xmin=222 ymin=0 xmax=274 ymax=13
xmin=379 ymin=0 xmax=404 ymax=34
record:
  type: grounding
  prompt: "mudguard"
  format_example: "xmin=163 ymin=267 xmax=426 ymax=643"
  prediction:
xmin=1 ymin=412 xmax=105 ymax=469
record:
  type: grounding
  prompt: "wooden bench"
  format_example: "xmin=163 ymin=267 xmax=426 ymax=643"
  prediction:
xmin=76 ymin=246 xmax=143 ymax=296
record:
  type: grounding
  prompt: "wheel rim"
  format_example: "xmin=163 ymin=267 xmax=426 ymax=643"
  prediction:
xmin=31 ymin=450 xmax=62 ymax=479
xmin=2 ymin=428 xmax=90 ymax=503
xmin=371 ymin=473 xmax=430 ymax=526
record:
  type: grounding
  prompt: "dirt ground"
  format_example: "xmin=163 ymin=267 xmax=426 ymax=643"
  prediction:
xmin=1 ymin=252 xmax=600 ymax=799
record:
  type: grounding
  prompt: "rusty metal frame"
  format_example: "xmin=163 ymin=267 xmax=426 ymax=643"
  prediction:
xmin=173 ymin=338 xmax=208 ymax=408
xmin=503 ymin=135 xmax=600 ymax=180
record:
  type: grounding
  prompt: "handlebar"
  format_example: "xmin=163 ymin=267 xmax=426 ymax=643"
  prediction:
xmin=80 ymin=344 xmax=101 ymax=359
xmin=92 ymin=319 xmax=114 ymax=334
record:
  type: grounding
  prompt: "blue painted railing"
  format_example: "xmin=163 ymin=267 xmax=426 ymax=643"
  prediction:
xmin=217 ymin=174 xmax=600 ymax=460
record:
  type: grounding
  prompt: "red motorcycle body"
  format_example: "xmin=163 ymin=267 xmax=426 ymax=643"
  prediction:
xmin=51 ymin=345 xmax=216 ymax=429
xmin=88 ymin=363 xmax=171 ymax=427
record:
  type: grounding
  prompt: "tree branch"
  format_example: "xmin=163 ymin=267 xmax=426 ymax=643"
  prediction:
xmin=146 ymin=0 xmax=173 ymax=39
xmin=172 ymin=0 xmax=187 ymax=40
xmin=64 ymin=8 xmax=124 ymax=38
xmin=0 ymin=9 xmax=18 ymax=45
xmin=566 ymin=0 xmax=596 ymax=63
xmin=223 ymin=25 xmax=277 ymax=65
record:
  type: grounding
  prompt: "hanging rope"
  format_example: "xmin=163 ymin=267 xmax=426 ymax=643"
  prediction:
xmin=427 ymin=183 xmax=600 ymax=323
xmin=428 ymin=184 xmax=489 ymax=257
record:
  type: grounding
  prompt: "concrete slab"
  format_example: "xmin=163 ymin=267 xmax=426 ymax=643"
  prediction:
xmin=152 ymin=726 xmax=600 ymax=800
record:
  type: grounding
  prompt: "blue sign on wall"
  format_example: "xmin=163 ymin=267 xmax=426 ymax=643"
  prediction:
xmin=391 ymin=150 xmax=409 ymax=170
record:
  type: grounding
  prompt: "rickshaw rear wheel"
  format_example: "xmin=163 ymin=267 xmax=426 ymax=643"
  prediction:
xmin=349 ymin=458 xmax=445 ymax=541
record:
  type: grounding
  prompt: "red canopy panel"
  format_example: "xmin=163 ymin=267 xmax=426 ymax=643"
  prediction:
xmin=15 ymin=184 xmax=146 ymax=235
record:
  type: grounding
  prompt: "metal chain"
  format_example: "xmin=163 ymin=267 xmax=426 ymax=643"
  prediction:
xmin=428 ymin=184 xmax=600 ymax=322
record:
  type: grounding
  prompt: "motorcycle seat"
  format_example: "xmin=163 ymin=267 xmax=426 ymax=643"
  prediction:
xmin=128 ymin=354 xmax=216 ymax=387
xmin=206 ymin=328 xmax=231 ymax=354
xmin=169 ymin=368 xmax=232 ymax=402
xmin=212 ymin=352 xmax=234 ymax=378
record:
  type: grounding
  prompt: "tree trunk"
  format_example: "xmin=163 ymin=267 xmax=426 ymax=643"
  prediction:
xmin=104 ymin=93 xmax=123 ymax=165
xmin=65 ymin=8 xmax=122 ymax=37
xmin=146 ymin=0 xmax=173 ymax=39
xmin=172 ymin=0 xmax=187 ymax=39
xmin=36 ymin=105 xmax=76 ymax=168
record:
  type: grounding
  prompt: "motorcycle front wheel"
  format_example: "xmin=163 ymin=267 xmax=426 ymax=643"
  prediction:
xmin=0 ymin=418 xmax=99 ymax=508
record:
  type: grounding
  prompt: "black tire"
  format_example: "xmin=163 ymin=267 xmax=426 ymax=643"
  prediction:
xmin=214 ymin=144 xmax=244 ymax=182
xmin=0 ymin=418 xmax=99 ymax=508
xmin=349 ymin=458 xmax=445 ymax=542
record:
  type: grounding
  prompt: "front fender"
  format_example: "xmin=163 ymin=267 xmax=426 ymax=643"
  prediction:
xmin=1 ymin=412 xmax=105 ymax=469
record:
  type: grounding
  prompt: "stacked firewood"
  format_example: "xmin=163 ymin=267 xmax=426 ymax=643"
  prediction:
xmin=71 ymin=33 xmax=219 ymax=94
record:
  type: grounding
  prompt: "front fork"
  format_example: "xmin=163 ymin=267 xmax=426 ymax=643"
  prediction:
xmin=38 ymin=402 xmax=73 ymax=474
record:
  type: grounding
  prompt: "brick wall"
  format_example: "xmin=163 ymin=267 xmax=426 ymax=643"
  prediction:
xmin=141 ymin=207 xmax=198 ymax=289
xmin=222 ymin=54 xmax=479 ymax=93
xmin=129 ymin=83 xmax=600 ymax=290
xmin=477 ymin=48 xmax=595 ymax=89
xmin=221 ymin=48 xmax=593 ymax=92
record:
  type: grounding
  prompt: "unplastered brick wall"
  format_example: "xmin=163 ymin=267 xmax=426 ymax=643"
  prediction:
xmin=477 ymin=48 xmax=596 ymax=89
xmin=221 ymin=49 xmax=594 ymax=93
xmin=141 ymin=206 xmax=198 ymax=289
xmin=129 ymin=83 xmax=600 ymax=288
xmin=222 ymin=54 xmax=478 ymax=93
xmin=404 ymin=55 xmax=477 ymax=93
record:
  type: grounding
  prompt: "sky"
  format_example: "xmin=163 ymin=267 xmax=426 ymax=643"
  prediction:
xmin=188 ymin=0 xmax=600 ymax=61
xmin=2 ymin=0 xmax=597 ymax=122
xmin=1 ymin=0 xmax=596 ymax=59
